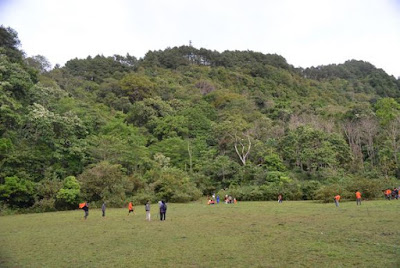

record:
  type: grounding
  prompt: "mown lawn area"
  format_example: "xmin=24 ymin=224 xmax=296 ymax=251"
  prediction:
xmin=0 ymin=200 xmax=399 ymax=267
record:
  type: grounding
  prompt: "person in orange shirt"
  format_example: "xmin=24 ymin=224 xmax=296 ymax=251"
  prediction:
xmin=385 ymin=189 xmax=392 ymax=200
xmin=355 ymin=191 xmax=361 ymax=206
xmin=128 ymin=201 xmax=134 ymax=215
xmin=334 ymin=195 xmax=340 ymax=207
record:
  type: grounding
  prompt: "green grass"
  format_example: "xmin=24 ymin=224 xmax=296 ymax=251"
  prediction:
xmin=0 ymin=200 xmax=399 ymax=267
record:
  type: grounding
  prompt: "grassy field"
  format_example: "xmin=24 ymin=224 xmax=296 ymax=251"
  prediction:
xmin=0 ymin=200 xmax=399 ymax=267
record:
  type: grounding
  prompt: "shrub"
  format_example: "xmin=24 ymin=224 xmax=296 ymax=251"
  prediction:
xmin=0 ymin=176 xmax=35 ymax=208
xmin=131 ymin=190 xmax=156 ymax=205
xmin=32 ymin=198 xmax=56 ymax=212
xmin=315 ymin=184 xmax=352 ymax=203
xmin=344 ymin=177 xmax=386 ymax=200
xmin=300 ymin=180 xmax=321 ymax=200
xmin=56 ymin=176 xmax=81 ymax=209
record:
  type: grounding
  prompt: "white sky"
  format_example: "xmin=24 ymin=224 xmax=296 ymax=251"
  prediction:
xmin=1 ymin=0 xmax=399 ymax=77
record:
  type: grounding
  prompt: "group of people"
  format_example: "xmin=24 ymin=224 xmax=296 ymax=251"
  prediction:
xmin=334 ymin=188 xmax=400 ymax=207
xmin=80 ymin=187 xmax=400 ymax=219
xmin=207 ymin=194 xmax=237 ymax=205
xmin=79 ymin=200 xmax=168 ymax=221
xmin=383 ymin=188 xmax=399 ymax=200
xmin=334 ymin=191 xmax=362 ymax=207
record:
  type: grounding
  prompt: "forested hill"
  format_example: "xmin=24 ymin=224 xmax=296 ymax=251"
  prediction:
xmin=1 ymin=26 xmax=400 ymax=212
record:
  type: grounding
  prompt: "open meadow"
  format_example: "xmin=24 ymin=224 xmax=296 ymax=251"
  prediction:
xmin=0 ymin=200 xmax=399 ymax=267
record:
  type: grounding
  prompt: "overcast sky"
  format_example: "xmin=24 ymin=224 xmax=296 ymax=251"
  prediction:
xmin=1 ymin=0 xmax=399 ymax=77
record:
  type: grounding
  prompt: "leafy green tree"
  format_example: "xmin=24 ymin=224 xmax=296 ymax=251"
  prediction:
xmin=78 ymin=161 xmax=132 ymax=206
xmin=25 ymin=55 xmax=52 ymax=73
xmin=120 ymin=74 xmax=156 ymax=102
xmin=375 ymin=98 xmax=400 ymax=126
xmin=281 ymin=126 xmax=350 ymax=174
xmin=151 ymin=115 xmax=189 ymax=140
xmin=56 ymin=176 xmax=80 ymax=208
xmin=150 ymin=137 xmax=190 ymax=169
xmin=0 ymin=176 xmax=35 ymax=207
xmin=0 ymin=25 xmax=23 ymax=62
xmin=145 ymin=167 xmax=201 ymax=202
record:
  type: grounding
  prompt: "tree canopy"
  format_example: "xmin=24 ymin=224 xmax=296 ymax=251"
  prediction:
xmin=1 ymin=26 xmax=400 ymax=211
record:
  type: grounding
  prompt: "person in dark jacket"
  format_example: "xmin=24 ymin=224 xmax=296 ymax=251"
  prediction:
xmin=101 ymin=202 xmax=106 ymax=217
xmin=145 ymin=201 xmax=151 ymax=221
xmin=160 ymin=201 xmax=167 ymax=221
xmin=83 ymin=202 xmax=89 ymax=220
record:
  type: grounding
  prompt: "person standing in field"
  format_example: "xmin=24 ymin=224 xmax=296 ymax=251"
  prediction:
xmin=128 ymin=201 xmax=134 ymax=215
xmin=102 ymin=202 xmax=106 ymax=217
xmin=278 ymin=194 xmax=283 ymax=203
xmin=145 ymin=200 xmax=151 ymax=221
xmin=385 ymin=189 xmax=391 ymax=200
xmin=160 ymin=200 xmax=167 ymax=221
xmin=334 ymin=195 xmax=340 ymax=207
xmin=394 ymin=188 xmax=399 ymax=200
xmin=82 ymin=201 xmax=89 ymax=219
xmin=355 ymin=191 xmax=361 ymax=205
xmin=216 ymin=195 xmax=220 ymax=204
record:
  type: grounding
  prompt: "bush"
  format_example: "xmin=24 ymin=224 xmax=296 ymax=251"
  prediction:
xmin=56 ymin=176 xmax=81 ymax=209
xmin=131 ymin=190 xmax=156 ymax=205
xmin=300 ymin=180 xmax=321 ymax=200
xmin=344 ymin=177 xmax=386 ymax=200
xmin=32 ymin=198 xmax=56 ymax=212
xmin=78 ymin=161 xmax=131 ymax=204
xmin=0 ymin=176 xmax=35 ymax=208
xmin=148 ymin=167 xmax=202 ymax=202
xmin=315 ymin=184 xmax=352 ymax=203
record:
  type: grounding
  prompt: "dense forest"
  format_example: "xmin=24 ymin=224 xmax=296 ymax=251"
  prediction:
xmin=1 ymin=26 xmax=400 ymax=212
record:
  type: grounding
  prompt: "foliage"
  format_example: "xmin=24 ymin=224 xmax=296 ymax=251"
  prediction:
xmin=0 ymin=176 xmax=34 ymax=207
xmin=78 ymin=161 xmax=132 ymax=206
xmin=1 ymin=26 xmax=400 ymax=210
xmin=56 ymin=176 xmax=81 ymax=209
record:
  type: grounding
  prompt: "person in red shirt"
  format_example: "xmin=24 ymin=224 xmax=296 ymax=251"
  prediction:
xmin=355 ymin=191 xmax=362 ymax=205
xmin=334 ymin=195 xmax=340 ymax=207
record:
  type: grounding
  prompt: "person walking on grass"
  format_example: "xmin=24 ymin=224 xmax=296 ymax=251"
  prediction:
xmin=128 ymin=201 xmax=134 ymax=215
xmin=102 ymin=201 xmax=106 ymax=217
xmin=160 ymin=200 xmax=167 ymax=221
xmin=355 ymin=191 xmax=362 ymax=206
xmin=82 ymin=201 xmax=89 ymax=219
xmin=278 ymin=194 xmax=283 ymax=203
xmin=334 ymin=195 xmax=340 ymax=207
xmin=145 ymin=200 xmax=151 ymax=221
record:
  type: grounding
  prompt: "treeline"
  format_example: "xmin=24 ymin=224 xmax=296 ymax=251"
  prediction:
xmin=0 ymin=26 xmax=399 ymax=213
